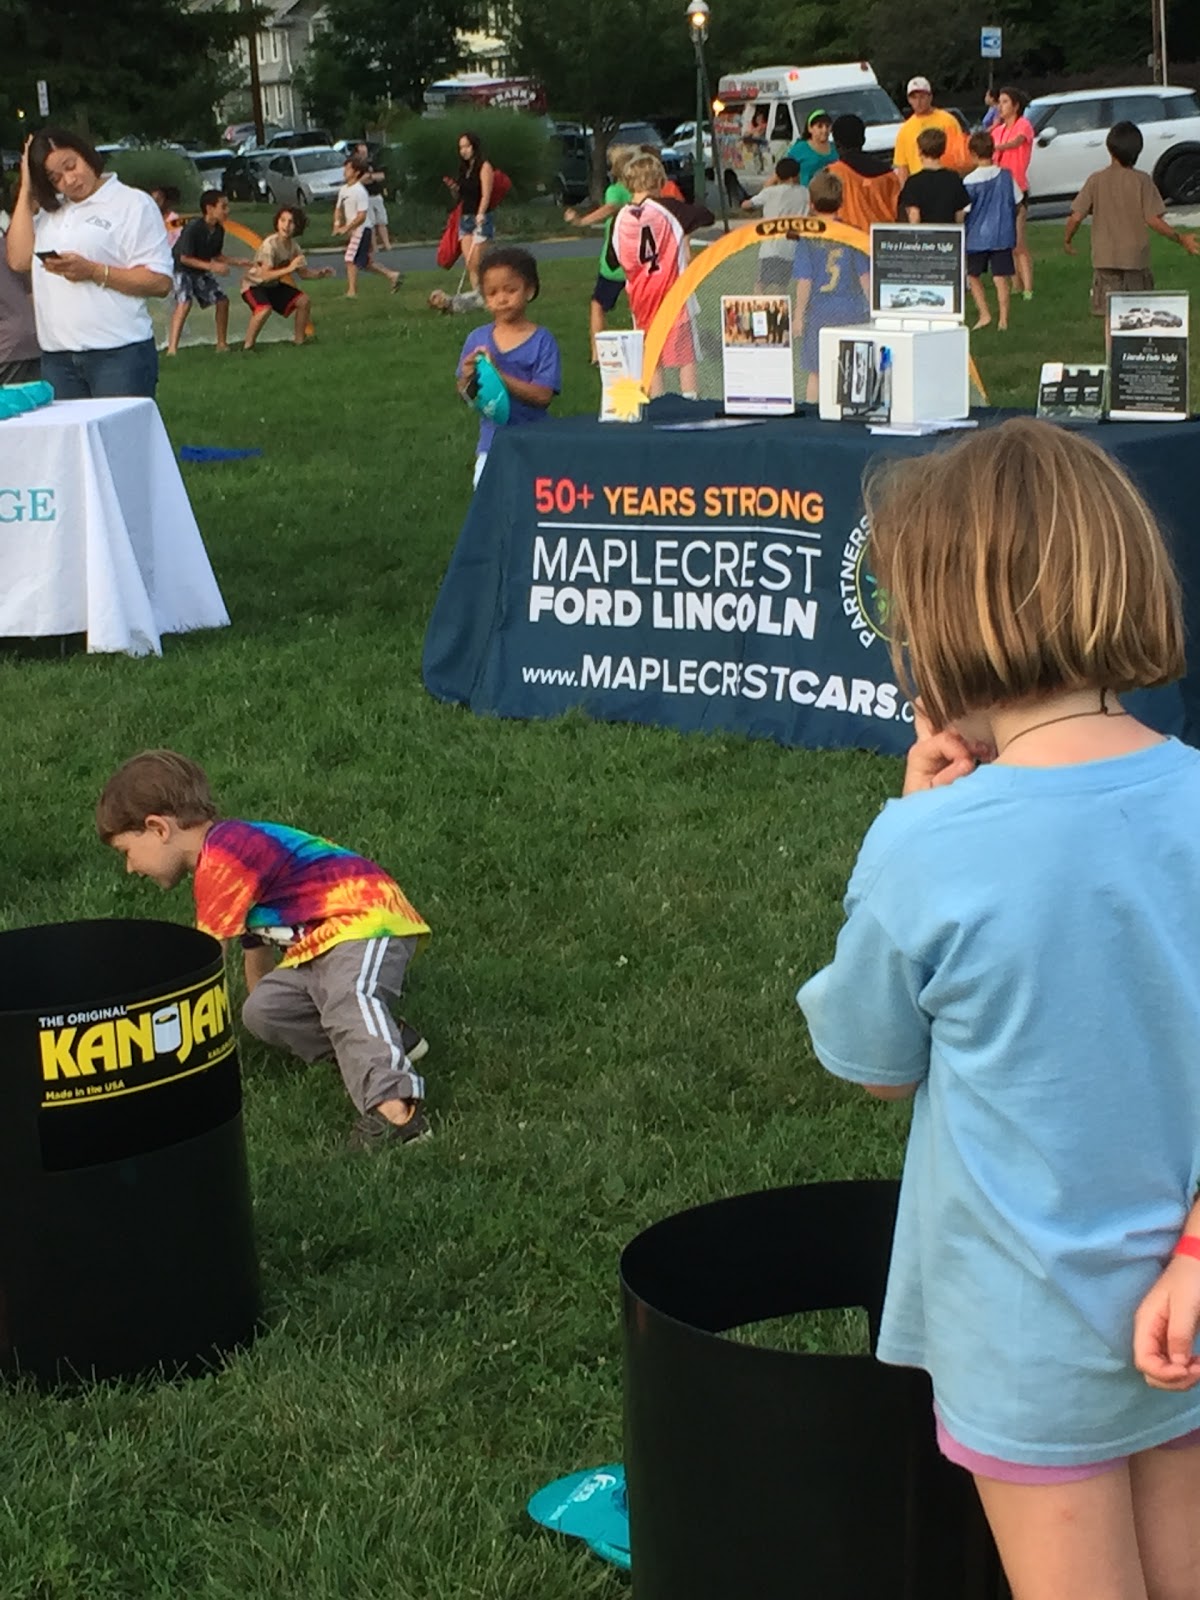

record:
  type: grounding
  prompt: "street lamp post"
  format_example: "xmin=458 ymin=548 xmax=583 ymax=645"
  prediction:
xmin=686 ymin=0 xmax=728 ymax=232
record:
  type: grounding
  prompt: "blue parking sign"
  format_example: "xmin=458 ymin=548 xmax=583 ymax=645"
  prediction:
xmin=980 ymin=25 xmax=1002 ymax=58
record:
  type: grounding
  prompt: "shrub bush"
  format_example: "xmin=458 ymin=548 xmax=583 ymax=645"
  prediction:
xmin=396 ymin=111 xmax=553 ymax=205
xmin=106 ymin=147 xmax=202 ymax=211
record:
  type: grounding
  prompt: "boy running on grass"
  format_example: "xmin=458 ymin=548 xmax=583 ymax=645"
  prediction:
xmin=98 ymin=751 xmax=432 ymax=1151
xmin=168 ymin=190 xmax=245 ymax=354
xmin=241 ymin=205 xmax=334 ymax=350
xmin=334 ymin=156 xmax=400 ymax=297
xmin=1064 ymin=120 xmax=1198 ymax=315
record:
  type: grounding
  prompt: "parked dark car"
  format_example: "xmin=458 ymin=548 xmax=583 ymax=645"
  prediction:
xmin=551 ymin=121 xmax=690 ymax=204
xmin=266 ymin=128 xmax=334 ymax=150
xmin=222 ymin=152 xmax=273 ymax=201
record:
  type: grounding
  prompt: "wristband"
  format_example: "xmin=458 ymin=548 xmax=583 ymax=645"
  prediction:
xmin=1173 ymin=1236 xmax=1200 ymax=1263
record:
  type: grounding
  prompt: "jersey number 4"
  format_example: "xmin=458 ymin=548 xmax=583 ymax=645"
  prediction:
xmin=639 ymin=225 xmax=661 ymax=274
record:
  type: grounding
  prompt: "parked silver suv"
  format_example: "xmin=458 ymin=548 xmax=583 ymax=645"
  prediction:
xmin=1026 ymin=86 xmax=1200 ymax=205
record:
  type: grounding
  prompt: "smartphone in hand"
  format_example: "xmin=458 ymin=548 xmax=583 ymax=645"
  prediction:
xmin=35 ymin=250 xmax=61 ymax=261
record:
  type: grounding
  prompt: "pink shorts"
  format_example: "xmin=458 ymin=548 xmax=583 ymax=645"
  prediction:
xmin=935 ymin=1405 xmax=1200 ymax=1485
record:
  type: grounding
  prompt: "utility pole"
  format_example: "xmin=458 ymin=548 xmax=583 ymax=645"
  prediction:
xmin=241 ymin=0 xmax=265 ymax=142
xmin=1160 ymin=0 xmax=1170 ymax=84
xmin=1151 ymin=0 xmax=1162 ymax=82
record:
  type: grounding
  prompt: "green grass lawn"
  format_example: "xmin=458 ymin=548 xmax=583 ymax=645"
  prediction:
xmin=0 ymin=225 xmax=1196 ymax=1598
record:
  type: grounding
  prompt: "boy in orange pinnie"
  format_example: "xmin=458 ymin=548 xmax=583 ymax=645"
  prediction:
xmin=98 ymin=751 xmax=431 ymax=1149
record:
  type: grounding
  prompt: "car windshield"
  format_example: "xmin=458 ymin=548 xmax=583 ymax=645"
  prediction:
xmin=294 ymin=151 xmax=340 ymax=173
xmin=196 ymin=154 xmax=228 ymax=169
xmin=1027 ymin=99 xmax=1062 ymax=133
xmin=795 ymin=87 xmax=903 ymax=127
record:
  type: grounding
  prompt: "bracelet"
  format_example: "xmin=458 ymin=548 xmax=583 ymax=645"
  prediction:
xmin=1172 ymin=1236 xmax=1200 ymax=1263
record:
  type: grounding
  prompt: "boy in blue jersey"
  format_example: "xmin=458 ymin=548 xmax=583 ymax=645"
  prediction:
xmin=963 ymin=131 xmax=1021 ymax=330
xmin=792 ymin=169 xmax=870 ymax=403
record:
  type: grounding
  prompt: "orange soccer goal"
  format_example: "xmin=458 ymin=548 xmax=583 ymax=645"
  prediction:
xmin=638 ymin=214 xmax=987 ymax=406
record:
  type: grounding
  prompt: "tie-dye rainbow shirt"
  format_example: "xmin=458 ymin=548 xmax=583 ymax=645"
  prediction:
xmin=193 ymin=820 xmax=430 ymax=968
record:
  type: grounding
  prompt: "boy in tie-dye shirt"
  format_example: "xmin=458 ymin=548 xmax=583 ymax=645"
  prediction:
xmin=97 ymin=750 xmax=432 ymax=1149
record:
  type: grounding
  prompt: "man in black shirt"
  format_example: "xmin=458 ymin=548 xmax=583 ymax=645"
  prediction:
xmin=898 ymin=128 xmax=969 ymax=226
xmin=167 ymin=189 xmax=244 ymax=354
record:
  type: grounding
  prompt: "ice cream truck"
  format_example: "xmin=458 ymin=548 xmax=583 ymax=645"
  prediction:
xmin=713 ymin=62 xmax=903 ymax=201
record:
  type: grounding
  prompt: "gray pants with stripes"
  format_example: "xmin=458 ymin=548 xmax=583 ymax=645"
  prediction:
xmin=241 ymin=936 xmax=423 ymax=1113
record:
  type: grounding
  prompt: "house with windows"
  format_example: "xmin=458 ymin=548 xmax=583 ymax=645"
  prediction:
xmin=193 ymin=0 xmax=513 ymax=131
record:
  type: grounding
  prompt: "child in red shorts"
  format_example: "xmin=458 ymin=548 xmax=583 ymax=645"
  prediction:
xmin=241 ymin=206 xmax=333 ymax=350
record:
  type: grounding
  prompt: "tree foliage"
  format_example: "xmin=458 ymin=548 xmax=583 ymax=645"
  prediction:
xmin=0 ymin=0 xmax=244 ymax=146
xmin=515 ymin=0 xmax=1200 ymax=138
xmin=292 ymin=0 xmax=468 ymax=127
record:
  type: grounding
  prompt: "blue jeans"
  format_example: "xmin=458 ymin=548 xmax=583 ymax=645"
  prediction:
xmin=41 ymin=338 xmax=158 ymax=400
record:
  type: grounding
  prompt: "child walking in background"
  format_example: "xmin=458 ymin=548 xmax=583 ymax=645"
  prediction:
xmin=457 ymin=246 xmax=561 ymax=488
xmin=798 ymin=418 xmax=1200 ymax=1600
xmin=564 ymin=143 xmax=634 ymax=361
xmin=792 ymin=170 xmax=869 ymax=403
xmin=98 ymin=751 xmax=433 ymax=1150
xmin=150 ymin=185 xmax=182 ymax=248
xmin=963 ymin=130 xmax=1020 ymax=330
xmin=611 ymin=151 xmax=713 ymax=398
xmin=1064 ymin=120 xmax=1198 ymax=315
xmin=241 ymin=206 xmax=334 ymax=350
xmin=741 ymin=156 xmax=809 ymax=291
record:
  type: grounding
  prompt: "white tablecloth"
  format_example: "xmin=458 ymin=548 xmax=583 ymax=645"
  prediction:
xmin=0 ymin=397 xmax=230 ymax=655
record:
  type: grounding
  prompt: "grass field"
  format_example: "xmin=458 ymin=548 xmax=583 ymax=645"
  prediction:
xmin=1 ymin=224 xmax=1197 ymax=1599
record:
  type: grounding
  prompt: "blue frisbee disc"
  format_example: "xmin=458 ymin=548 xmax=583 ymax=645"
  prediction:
xmin=527 ymin=1464 xmax=631 ymax=1572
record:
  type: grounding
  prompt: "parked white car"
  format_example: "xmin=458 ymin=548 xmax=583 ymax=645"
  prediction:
xmin=670 ymin=120 xmax=713 ymax=164
xmin=1026 ymin=85 xmax=1200 ymax=205
xmin=261 ymin=146 xmax=347 ymax=207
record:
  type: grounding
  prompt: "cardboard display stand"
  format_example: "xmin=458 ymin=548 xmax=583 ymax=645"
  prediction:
xmin=720 ymin=295 xmax=795 ymax=416
xmin=819 ymin=224 xmax=971 ymax=424
xmin=1037 ymin=363 xmax=1107 ymax=422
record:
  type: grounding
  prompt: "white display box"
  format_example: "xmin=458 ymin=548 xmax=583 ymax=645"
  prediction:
xmin=818 ymin=322 xmax=970 ymax=424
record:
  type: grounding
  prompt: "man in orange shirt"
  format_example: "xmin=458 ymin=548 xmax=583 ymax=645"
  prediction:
xmin=829 ymin=114 xmax=901 ymax=232
xmin=892 ymin=77 xmax=968 ymax=177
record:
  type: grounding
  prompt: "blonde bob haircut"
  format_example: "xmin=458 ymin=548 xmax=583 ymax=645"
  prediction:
xmin=863 ymin=417 xmax=1184 ymax=730
xmin=623 ymin=152 xmax=666 ymax=196
xmin=606 ymin=143 xmax=637 ymax=182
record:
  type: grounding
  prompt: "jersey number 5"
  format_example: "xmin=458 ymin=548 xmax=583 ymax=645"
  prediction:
xmin=639 ymin=225 xmax=661 ymax=274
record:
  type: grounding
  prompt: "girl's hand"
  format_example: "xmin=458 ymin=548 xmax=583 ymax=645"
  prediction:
xmin=318 ymin=267 xmax=334 ymax=278
xmin=1133 ymin=1256 xmax=1200 ymax=1391
xmin=42 ymin=251 xmax=98 ymax=282
xmin=19 ymin=134 xmax=32 ymax=181
xmin=564 ymin=208 xmax=578 ymax=223
xmin=902 ymin=705 xmax=992 ymax=797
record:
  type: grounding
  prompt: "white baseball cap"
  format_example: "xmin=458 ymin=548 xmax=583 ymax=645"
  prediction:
xmin=907 ymin=76 xmax=932 ymax=94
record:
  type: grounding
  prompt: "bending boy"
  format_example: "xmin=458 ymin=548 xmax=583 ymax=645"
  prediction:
xmin=98 ymin=751 xmax=432 ymax=1150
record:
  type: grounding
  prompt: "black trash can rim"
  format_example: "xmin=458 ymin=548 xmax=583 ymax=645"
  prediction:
xmin=0 ymin=919 xmax=222 ymax=1016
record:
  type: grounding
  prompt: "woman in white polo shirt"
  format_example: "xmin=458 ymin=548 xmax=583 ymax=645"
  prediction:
xmin=4 ymin=130 xmax=174 ymax=399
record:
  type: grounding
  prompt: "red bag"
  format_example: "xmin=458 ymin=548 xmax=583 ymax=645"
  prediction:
xmin=437 ymin=203 xmax=463 ymax=269
xmin=490 ymin=169 xmax=512 ymax=207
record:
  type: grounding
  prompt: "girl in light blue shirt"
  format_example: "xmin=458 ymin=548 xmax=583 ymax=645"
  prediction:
xmin=798 ymin=417 xmax=1200 ymax=1600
